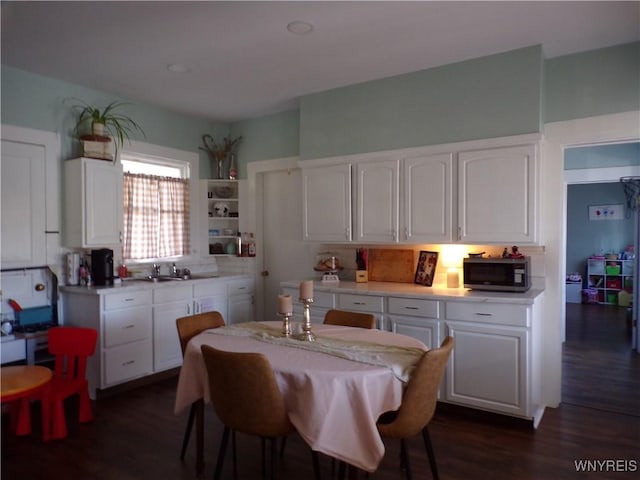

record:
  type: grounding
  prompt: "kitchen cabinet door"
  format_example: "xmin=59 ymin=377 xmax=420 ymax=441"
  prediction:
xmin=401 ymin=153 xmax=454 ymax=243
xmin=65 ymin=157 xmax=123 ymax=248
xmin=153 ymin=285 xmax=192 ymax=371
xmin=1 ymin=140 xmax=46 ymax=268
xmin=444 ymin=320 xmax=530 ymax=418
xmin=355 ymin=159 xmax=399 ymax=243
xmin=227 ymin=278 xmax=255 ymax=324
xmin=457 ymin=144 xmax=538 ymax=244
xmin=302 ymin=164 xmax=352 ymax=242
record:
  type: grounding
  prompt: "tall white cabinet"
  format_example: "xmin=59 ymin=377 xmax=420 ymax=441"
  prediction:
xmin=302 ymin=163 xmax=352 ymax=242
xmin=457 ymin=144 xmax=538 ymax=244
xmin=64 ymin=157 xmax=123 ymax=247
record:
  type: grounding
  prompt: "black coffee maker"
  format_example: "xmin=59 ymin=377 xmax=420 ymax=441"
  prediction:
xmin=91 ymin=248 xmax=114 ymax=286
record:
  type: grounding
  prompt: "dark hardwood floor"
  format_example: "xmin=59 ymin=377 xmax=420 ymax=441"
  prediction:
xmin=2 ymin=306 xmax=639 ymax=479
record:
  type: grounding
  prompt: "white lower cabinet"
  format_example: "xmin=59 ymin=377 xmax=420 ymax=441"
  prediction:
xmin=336 ymin=293 xmax=384 ymax=328
xmin=386 ymin=297 xmax=441 ymax=349
xmin=443 ymin=300 xmax=543 ymax=426
xmin=193 ymin=280 xmax=228 ymax=320
xmin=153 ymin=285 xmax=192 ymax=372
xmin=227 ymin=278 xmax=255 ymax=324
xmin=282 ymin=288 xmax=335 ymax=324
xmin=63 ymin=288 xmax=154 ymax=398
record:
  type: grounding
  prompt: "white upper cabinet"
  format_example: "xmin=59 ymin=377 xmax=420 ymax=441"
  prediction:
xmin=65 ymin=157 xmax=123 ymax=248
xmin=302 ymin=163 xmax=352 ymax=242
xmin=458 ymin=144 xmax=538 ymax=244
xmin=355 ymin=159 xmax=399 ymax=243
xmin=401 ymin=153 xmax=455 ymax=243
xmin=1 ymin=140 xmax=47 ymax=267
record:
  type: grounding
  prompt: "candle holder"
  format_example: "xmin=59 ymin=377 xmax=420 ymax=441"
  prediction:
xmin=297 ymin=297 xmax=316 ymax=342
xmin=279 ymin=312 xmax=293 ymax=337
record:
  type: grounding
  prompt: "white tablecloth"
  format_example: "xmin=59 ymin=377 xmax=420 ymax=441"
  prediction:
xmin=174 ymin=321 xmax=427 ymax=472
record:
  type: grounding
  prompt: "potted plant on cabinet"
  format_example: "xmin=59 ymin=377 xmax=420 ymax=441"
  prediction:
xmin=68 ymin=98 xmax=145 ymax=161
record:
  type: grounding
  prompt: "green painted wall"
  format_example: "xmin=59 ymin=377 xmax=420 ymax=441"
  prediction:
xmin=1 ymin=66 xmax=227 ymax=178
xmin=545 ymin=42 xmax=640 ymax=123
xmin=298 ymin=46 xmax=544 ymax=159
xmin=229 ymin=109 xmax=300 ymax=179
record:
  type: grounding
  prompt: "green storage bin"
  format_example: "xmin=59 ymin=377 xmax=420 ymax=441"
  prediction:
xmin=605 ymin=265 xmax=621 ymax=275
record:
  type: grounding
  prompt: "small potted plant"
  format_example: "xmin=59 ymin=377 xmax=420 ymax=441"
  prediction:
xmin=68 ymin=98 xmax=145 ymax=160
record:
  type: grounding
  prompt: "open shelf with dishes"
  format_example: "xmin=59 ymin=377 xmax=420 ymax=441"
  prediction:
xmin=203 ymin=180 xmax=239 ymax=256
xmin=586 ymin=257 xmax=634 ymax=305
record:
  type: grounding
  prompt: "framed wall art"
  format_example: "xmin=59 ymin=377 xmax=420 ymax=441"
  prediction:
xmin=414 ymin=250 xmax=438 ymax=286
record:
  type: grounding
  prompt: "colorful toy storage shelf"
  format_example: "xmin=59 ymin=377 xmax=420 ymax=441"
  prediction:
xmin=586 ymin=257 xmax=634 ymax=306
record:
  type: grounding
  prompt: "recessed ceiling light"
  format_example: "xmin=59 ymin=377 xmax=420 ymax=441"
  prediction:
xmin=286 ymin=21 xmax=314 ymax=35
xmin=167 ymin=63 xmax=191 ymax=74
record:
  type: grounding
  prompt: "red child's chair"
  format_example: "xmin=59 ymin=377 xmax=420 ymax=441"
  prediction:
xmin=47 ymin=326 xmax=98 ymax=439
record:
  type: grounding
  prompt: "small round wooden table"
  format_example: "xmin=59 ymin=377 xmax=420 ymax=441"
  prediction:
xmin=1 ymin=365 xmax=52 ymax=441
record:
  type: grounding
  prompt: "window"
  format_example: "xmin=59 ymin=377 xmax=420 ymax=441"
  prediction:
xmin=121 ymin=155 xmax=190 ymax=261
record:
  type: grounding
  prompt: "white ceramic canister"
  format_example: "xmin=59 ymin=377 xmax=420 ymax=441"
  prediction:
xmin=66 ymin=252 xmax=81 ymax=285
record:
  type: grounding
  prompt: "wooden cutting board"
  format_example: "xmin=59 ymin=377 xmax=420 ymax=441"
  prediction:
xmin=367 ymin=249 xmax=415 ymax=283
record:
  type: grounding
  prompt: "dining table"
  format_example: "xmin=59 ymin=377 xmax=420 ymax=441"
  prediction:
xmin=1 ymin=365 xmax=52 ymax=441
xmin=174 ymin=321 xmax=427 ymax=474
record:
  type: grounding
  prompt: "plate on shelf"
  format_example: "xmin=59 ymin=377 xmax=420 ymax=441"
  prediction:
xmin=213 ymin=186 xmax=234 ymax=198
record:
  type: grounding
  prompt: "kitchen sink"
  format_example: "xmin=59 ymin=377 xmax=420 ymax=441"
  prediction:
xmin=124 ymin=275 xmax=186 ymax=283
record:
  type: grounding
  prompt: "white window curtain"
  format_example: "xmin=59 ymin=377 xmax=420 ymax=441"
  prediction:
xmin=123 ymin=172 xmax=190 ymax=260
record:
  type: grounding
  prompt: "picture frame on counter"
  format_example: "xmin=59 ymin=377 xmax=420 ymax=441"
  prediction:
xmin=414 ymin=250 xmax=438 ymax=286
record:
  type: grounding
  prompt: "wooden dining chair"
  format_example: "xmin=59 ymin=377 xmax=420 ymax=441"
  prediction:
xmin=201 ymin=345 xmax=321 ymax=480
xmin=323 ymin=309 xmax=376 ymax=329
xmin=47 ymin=326 xmax=98 ymax=440
xmin=376 ymin=336 xmax=454 ymax=480
xmin=176 ymin=311 xmax=226 ymax=461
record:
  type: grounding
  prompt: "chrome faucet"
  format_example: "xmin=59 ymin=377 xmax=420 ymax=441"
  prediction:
xmin=152 ymin=263 xmax=161 ymax=278
xmin=171 ymin=262 xmax=179 ymax=277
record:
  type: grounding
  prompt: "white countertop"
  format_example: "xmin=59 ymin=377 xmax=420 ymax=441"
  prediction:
xmin=60 ymin=272 xmax=251 ymax=295
xmin=281 ymin=280 xmax=544 ymax=304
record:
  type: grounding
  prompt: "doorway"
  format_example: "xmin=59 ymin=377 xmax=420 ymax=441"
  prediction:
xmin=562 ymin=143 xmax=640 ymax=417
xmin=253 ymin=163 xmax=320 ymax=323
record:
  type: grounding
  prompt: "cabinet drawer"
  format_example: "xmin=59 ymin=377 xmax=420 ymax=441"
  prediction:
xmin=446 ymin=302 xmax=529 ymax=327
xmin=1 ymin=338 xmax=26 ymax=364
xmin=388 ymin=297 xmax=440 ymax=318
xmin=193 ymin=280 xmax=226 ymax=298
xmin=227 ymin=278 xmax=254 ymax=295
xmin=337 ymin=294 xmax=384 ymax=313
xmin=103 ymin=306 xmax=152 ymax=347
xmin=153 ymin=284 xmax=192 ymax=304
xmin=283 ymin=287 xmax=335 ymax=309
xmin=104 ymin=290 xmax=152 ymax=311
xmin=104 ymin=339 xmax=153 ymax=385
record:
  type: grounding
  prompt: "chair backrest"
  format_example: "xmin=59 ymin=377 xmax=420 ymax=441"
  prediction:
xmin=378 ymin=336 xmax=454 ymax=438
xmin=201 ymin=345 xmax=293 ymax=438
xmin=48 ymin=327 xmax=98 ymax=382
xmin=323 ymin=309 xmax=376 ymax=329
xmin=176 ymin=311 xmax=225 ymax=355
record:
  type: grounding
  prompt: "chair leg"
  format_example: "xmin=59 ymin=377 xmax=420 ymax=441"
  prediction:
xmin=262 ymin=437 xmax=267 ymax=479
xmin=232 ymin=430 xmax=238 ymax=480
xmin=311 ymin=450 xmax=322 ymax=480
xmin=180 ymin=403 xmax=197 ymax=460
xmin=400 ymin=439 xmax=412 ymax=480
xmin=270 ymin=437 xmax=278 ymax=480
xmin=78 ymin=388 xmax=93 ymax=423
xmin=280 ymin=436 xmax=287 ymax=458
xmin=214 ymin=426 xmax=231 ymax=480
xmin=422 ymin=427 xmax=439 ymax=480
xmin=50 ymin=398 xmax=68 ymax=440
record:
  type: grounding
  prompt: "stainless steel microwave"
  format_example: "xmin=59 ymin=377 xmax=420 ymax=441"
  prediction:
xmin=463 ymin=257 xmax=531 ymax=292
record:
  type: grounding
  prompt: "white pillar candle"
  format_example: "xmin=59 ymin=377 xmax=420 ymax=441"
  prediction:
xmin=278 ymin=294 xmax=293 ymax=314
xmin=299 ymin=280 xmax=314 ymax=299
xmin=447 ymin=269 xmax=459 ymax=288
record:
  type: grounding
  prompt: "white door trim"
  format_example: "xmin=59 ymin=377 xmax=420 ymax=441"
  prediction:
xmin=542 ymin=110 xmax=640 ymax=409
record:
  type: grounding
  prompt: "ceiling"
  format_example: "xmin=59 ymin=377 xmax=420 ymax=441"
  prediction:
xmin=2 ymin=1 xmax=639 ymax=123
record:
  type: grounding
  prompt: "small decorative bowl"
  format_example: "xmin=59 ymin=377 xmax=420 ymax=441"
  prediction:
xmin=214 ymin=186 xmax=234 ymax=198
xmin=222 ymin=228 xmax=235 ymax=236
